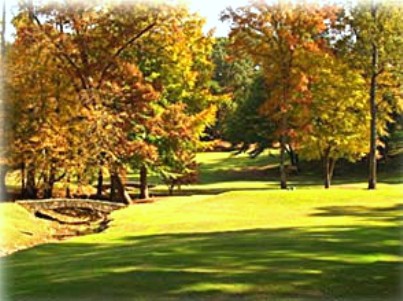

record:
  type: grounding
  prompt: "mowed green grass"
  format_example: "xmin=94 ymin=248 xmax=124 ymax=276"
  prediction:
xmin=149 ymin=151 xmax=403 ymax=195
xmin=2 ymin=150 xmax=403 ymax=300
xmin=2 ymin=185 xmax=402 ymax=300
xmin=0 ymin=204 xmax=60 ymax=256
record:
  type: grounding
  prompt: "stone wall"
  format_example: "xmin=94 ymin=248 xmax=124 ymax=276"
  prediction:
xmin=16 ymin=199 xmax=126 ymax=213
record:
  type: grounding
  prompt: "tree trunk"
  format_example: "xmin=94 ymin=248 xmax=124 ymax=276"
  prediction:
xmin=368 ymin=3 xmax=378 ymax=190
xmin=110 ymin=169 xmax=131 ymax=204
xmin=139 ymin=165 xmax=149 ymax=199
xmin=280 ymin=133 xmax=287 ymax=189
xmin=287 ymin=144 xmax=299 ymax=172
xmin=368 ymin=65 xmax=378 ymax=189
xmin=21 ymin=162 xmax=26 ymax=196
xmin=323 ymin=156 xmax=331 ymax=189
xmin=115 ymin=173 xmax=131 ymax=204
xmin=0 ymin=164 xmax=7 ymax=198
xmin=25 ymin=164 xmax=37 ymax=199
xmin=168 ymin=183 xmax=174 ymax=196
xmin=96 ymin=167 xmax=103 ymax=197
xmin=279 ymin=71 xmax=288 ymax=189
xmin=43 ymin=168 xmax=55 ymax=199
xmin=109 ymin=171 xmax=117 ymax=202
xmin=65 ymin=174 xmax=71 ymax=198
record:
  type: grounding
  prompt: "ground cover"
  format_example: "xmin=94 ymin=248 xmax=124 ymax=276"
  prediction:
xmin=2 ymin=150 xmax=402 ymax=300
xmin=2 ymin=186 xmax=402 ymax=300
xmin=0 ymin=204 xmax=61 ymax=256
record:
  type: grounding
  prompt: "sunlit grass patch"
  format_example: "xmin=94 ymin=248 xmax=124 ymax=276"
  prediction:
xmin=3 ymin=186 xmax=402 ymax=300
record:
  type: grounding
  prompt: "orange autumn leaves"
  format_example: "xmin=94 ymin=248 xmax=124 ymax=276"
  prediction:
xmin=221 ymin=1 xmax=375 ymax=188
xmin=5 ymin=1 xmax=217 ymax=198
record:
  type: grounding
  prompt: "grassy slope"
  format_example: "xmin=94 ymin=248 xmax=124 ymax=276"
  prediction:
xmin=0 ymin=204 xmax=61 ymax=256
xmin=2 ymin=186 xmax=402 ymax=300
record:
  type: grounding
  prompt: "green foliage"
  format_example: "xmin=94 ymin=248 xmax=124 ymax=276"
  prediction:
xmin=222 ymin=2 xmax=339 ymax=188
xmin=131 ymin=6 xmax=217 ymax=113
xmin=153 ymin=104 xmax=216 ymax=190
xmin=298 ymin=54 xmax=370 ymax=162
xmin=336 ymin=1 xmax=402 ymax=142
xmin=223 ymin=74 xmax=275 ymax=155
xmin=124 ymin=6 xmax=219 ymax=188
xmin=209 ymin=37 xmax=257 ymax=139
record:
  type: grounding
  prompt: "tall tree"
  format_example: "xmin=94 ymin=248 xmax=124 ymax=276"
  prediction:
xmin=126 ymin=6 xmax=218 ymax=197
xmin=222 ymin=1 xmax=338 ymax=189
xmin=297 ymin=54 xmax=369 ymax=188
xmin=8 ymin=0 xmax=168 ymax=201
xmin=0 ymin=0 xmax=6 ymax=197
xmin=336 ymin=1 xmax=402 ymax=189
xmin=154 ymin=103 xmax=216 ymax=195
xmin=6 ymin=20 xmax=85 ymax=198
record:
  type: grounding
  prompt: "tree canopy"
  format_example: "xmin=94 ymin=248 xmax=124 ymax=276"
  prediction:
xmin=2 ymin=0 xmax=401 ymax=200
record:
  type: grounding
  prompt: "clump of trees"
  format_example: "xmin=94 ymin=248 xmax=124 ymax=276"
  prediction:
xmin=1 ymin=0 xmax=401 ymax=200
xmin=220 ymin=0 xmax=401 ymax=189
xmin=3 ymin=1 xmax=217 ymax=201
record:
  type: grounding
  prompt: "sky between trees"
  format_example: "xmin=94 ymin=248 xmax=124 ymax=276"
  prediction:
xmin=4 ymin=0 xmax=251 ymax=41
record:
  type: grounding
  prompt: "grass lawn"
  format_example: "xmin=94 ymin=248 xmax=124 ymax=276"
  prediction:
xmin=146 ymin=151 xmax=403 ymax=195
xmin=0 ymin=204 xmax=62 ymax=256
xmin=2 ymin=185 xmax=402 ymax=300
xmin=2 ymin=150 xmax=402 ymax=300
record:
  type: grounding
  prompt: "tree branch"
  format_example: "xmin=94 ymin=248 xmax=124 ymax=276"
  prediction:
xmin=97 ymin=21 xmax=157 ymax=88
xmin=30 ymin=12 xmax=88 ymax=89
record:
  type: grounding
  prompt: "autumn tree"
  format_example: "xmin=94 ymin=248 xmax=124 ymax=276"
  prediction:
xmin=297 ymin=54 xmax=369 ymax=188
xmin=0 ymin=0 xmax=5 ymax=58
xmin=7 ymin=0 xmax=170 ymax=201
xmin=336 ymin=1 xmax=402 ymax=189
xmin=126 ymin=6 xmax=218 ymax=198
xmin=0 ymin=0 xmax=7 ymax=197
xmin=153 ymin=103 xmax=216 ymax=195
xmin=222 ymin=1 xmax=338 ymax=189
xmin=133 ymin=6 xmax=217 ymax=113
xmin=5 ymin=23 xmax=79 ymax=198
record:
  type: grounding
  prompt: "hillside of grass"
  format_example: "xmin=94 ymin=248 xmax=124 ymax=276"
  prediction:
xmin=2 ymin=186 xmax=402 ymax=300
xmin=0 ymin=204 xmax=61 ymax=256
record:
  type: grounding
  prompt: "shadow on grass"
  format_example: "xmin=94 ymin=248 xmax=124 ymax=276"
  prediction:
xmin=195 ymin=153 xmax=401 ymax=188
xmin=311 ymin=204 xmax=403 ymax=223
xmin=126 ymin=153 xmax=402 ymax=197
xmin=3 ymin=205 xmax=402 ymax=301
xmin=150 ymin=186 xmax=279 ymax=197
xmin=127 ymin=153 xmax=403 ymax=200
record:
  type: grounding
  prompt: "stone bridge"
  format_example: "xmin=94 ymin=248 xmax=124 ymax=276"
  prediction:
xmin=16 ymin=199 xmax=126 ymax=213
